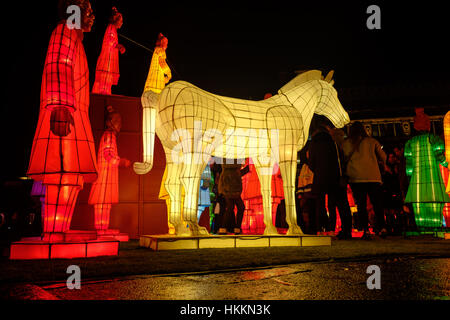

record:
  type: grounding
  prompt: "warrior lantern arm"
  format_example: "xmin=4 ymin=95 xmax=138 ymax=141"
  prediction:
xmin=103 ymin=132 xmax=120 ymax=166
xmin=44 ymin=25 xmax=77 ymax=112
xmin=105 ymin=26 xmax=119 ymax=49
xmin=431 ymin=135 xmax=449 ymax=168
xmin=159 ymin=55 xmax=172 ymax=82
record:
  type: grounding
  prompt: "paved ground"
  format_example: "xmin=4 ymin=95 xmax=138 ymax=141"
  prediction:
xmin=41 ymin=257 xmax=450 ymax=300
xmin=1 ymin=234 xmax=450 ymax=302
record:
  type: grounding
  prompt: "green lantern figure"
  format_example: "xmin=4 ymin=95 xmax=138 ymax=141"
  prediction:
xmin=404 ymin=108 xmax=449 ymax=230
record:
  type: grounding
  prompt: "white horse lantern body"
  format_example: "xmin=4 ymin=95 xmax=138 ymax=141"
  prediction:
xmin=134 ymin=70 xmax=350 ymax=236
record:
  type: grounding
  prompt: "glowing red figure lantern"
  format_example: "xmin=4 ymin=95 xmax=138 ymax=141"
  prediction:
xmin=27 ymin=1 xmax=97 ymax=239
xmin=241 ymin=160 xmax=285 ymax=234
xmin=440 ymin=165 xmax=450 ymax=227
xmin=92 ymin=7 xmax=125 ymax=95
xmin=445 ymin=111 xmax=450 ymax=193
xmin=89 ymin=106 xmax=130 ymax=230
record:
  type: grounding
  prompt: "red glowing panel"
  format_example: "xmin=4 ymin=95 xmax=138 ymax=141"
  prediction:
xmin=87 ymin=241 xmax=119 ymax=257
xmin=51 ymin=243 xmax=86 ymax=259
xmin=10 ymin=243 xmax=50 ymax=260
xmin=10 ymin=240 xmax=119 ymax=260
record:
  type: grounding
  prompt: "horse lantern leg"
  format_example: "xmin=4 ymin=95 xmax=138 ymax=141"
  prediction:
xmin=180 ymin=158 xmax=209 ymax=236
xmin=279 ymin=159 xmax=303 ymax=235
xmin=163 ymin=147 xmax=190 ymax=235
xmin=253 ymin=157 xmax=279 ymax=235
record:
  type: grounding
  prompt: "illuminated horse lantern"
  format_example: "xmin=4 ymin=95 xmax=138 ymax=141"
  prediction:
xmin=134 ymin=70 xmax=350 ymax=236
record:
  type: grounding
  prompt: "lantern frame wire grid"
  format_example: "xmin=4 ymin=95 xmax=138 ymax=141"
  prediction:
xmin=135 ymin=63 xmax=350 ymax=237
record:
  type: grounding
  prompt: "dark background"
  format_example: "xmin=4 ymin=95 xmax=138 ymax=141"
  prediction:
xmin=1 ymin=0 xmax=450 ymax=180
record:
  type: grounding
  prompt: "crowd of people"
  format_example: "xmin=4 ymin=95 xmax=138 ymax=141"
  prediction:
xmin=293 ymin=114 xmax=447 ymax=239
xmin=205 ymin=112 xmax=448 ymax=240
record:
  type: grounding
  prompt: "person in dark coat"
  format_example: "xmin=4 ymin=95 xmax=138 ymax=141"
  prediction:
xmin=218 ymin=159 xmax=249 ymax=234
xmin=308 ymin=115 xmax=352 ymax=238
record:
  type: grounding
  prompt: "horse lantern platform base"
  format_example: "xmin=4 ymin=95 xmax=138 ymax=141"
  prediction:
xmin=140 ymin=234 xmax=331 ymax=251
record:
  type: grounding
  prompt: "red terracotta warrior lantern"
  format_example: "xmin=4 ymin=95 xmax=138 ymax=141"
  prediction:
xmin=27 ymin=0 xmax=97 ymax=241
xmin=92 ymin=7 xmax=125 ymax=95
xmin=89 ymin=106 xmax=130 ymax=232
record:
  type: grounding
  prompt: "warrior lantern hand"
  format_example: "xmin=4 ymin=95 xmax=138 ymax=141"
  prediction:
xmin=50 ymin=107 xmax=75 ymax=137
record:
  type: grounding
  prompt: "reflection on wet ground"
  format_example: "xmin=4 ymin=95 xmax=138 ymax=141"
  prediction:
xmin=41 ymin=257 xmax=450 ymax=300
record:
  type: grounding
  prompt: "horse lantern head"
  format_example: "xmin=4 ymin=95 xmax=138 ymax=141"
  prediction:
xmin=316 ymin=71 xmax=350 ymax=129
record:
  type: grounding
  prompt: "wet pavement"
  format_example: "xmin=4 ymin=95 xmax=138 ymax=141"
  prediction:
xmin=40 ymin=257 xmax=450 ymax=300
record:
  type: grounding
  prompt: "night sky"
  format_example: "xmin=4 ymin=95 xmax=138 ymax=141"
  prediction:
xmin=1 ymin=1 xmax=450 ymax=180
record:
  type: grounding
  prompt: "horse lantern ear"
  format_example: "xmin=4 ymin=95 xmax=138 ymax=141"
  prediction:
xmin=324 ymin=70 xmax=334 ymax=84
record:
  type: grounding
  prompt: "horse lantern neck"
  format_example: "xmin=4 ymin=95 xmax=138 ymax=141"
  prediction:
xmin=282 ymin=79 xmax=325 ymax=138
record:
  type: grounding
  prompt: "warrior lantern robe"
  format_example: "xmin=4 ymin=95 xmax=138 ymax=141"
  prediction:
xmin=27 ymin=22 xmax=97 ymax=234
xmin=143 ymin=46 xmax=171 ymax=94
xmin=92 ymin=24 xmax=120 ymax=95
xmin=88 ymin=129 xmax=120 ymax=205
xmin=28 ymin=22 xmax=97 ymax=185
xmin=404 ymin=132 xmax=449 ymax=228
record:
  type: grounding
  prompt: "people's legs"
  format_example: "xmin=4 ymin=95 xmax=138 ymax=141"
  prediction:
xmin=351 ymin=183 xmax=369 ymax=233
xmin=306 ymin=194 xmax=317 ymax=234
xmin=197 ymin=206 xmax=204 ymax=222
xmin=327 ymin=192 xmax=337 ymax=233
xmin=367 ymin=183 xmax=386 ymax=234
xmin=224 ymin=197 xmax=236 ymax=233
xmin=314 ymin=193 xmax=328 ymax=233
xmin=333 ymin=186 xmax=353 ymax=236
xmin=215 ymin=196 xmax=226 ymax=233
xmin=235 ymin=197 xmax=245 ymax=232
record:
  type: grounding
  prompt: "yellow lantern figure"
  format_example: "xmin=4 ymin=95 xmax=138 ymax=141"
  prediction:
xmin=135 ymin=70 xmax=350 ymax=236
xmin=134 ymin=33 xmax=171 ymax=174
xmin=445 ymin=111 xmax=450 ymax=193
xmin=144 ymin=33 xmax=172 ymax=94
